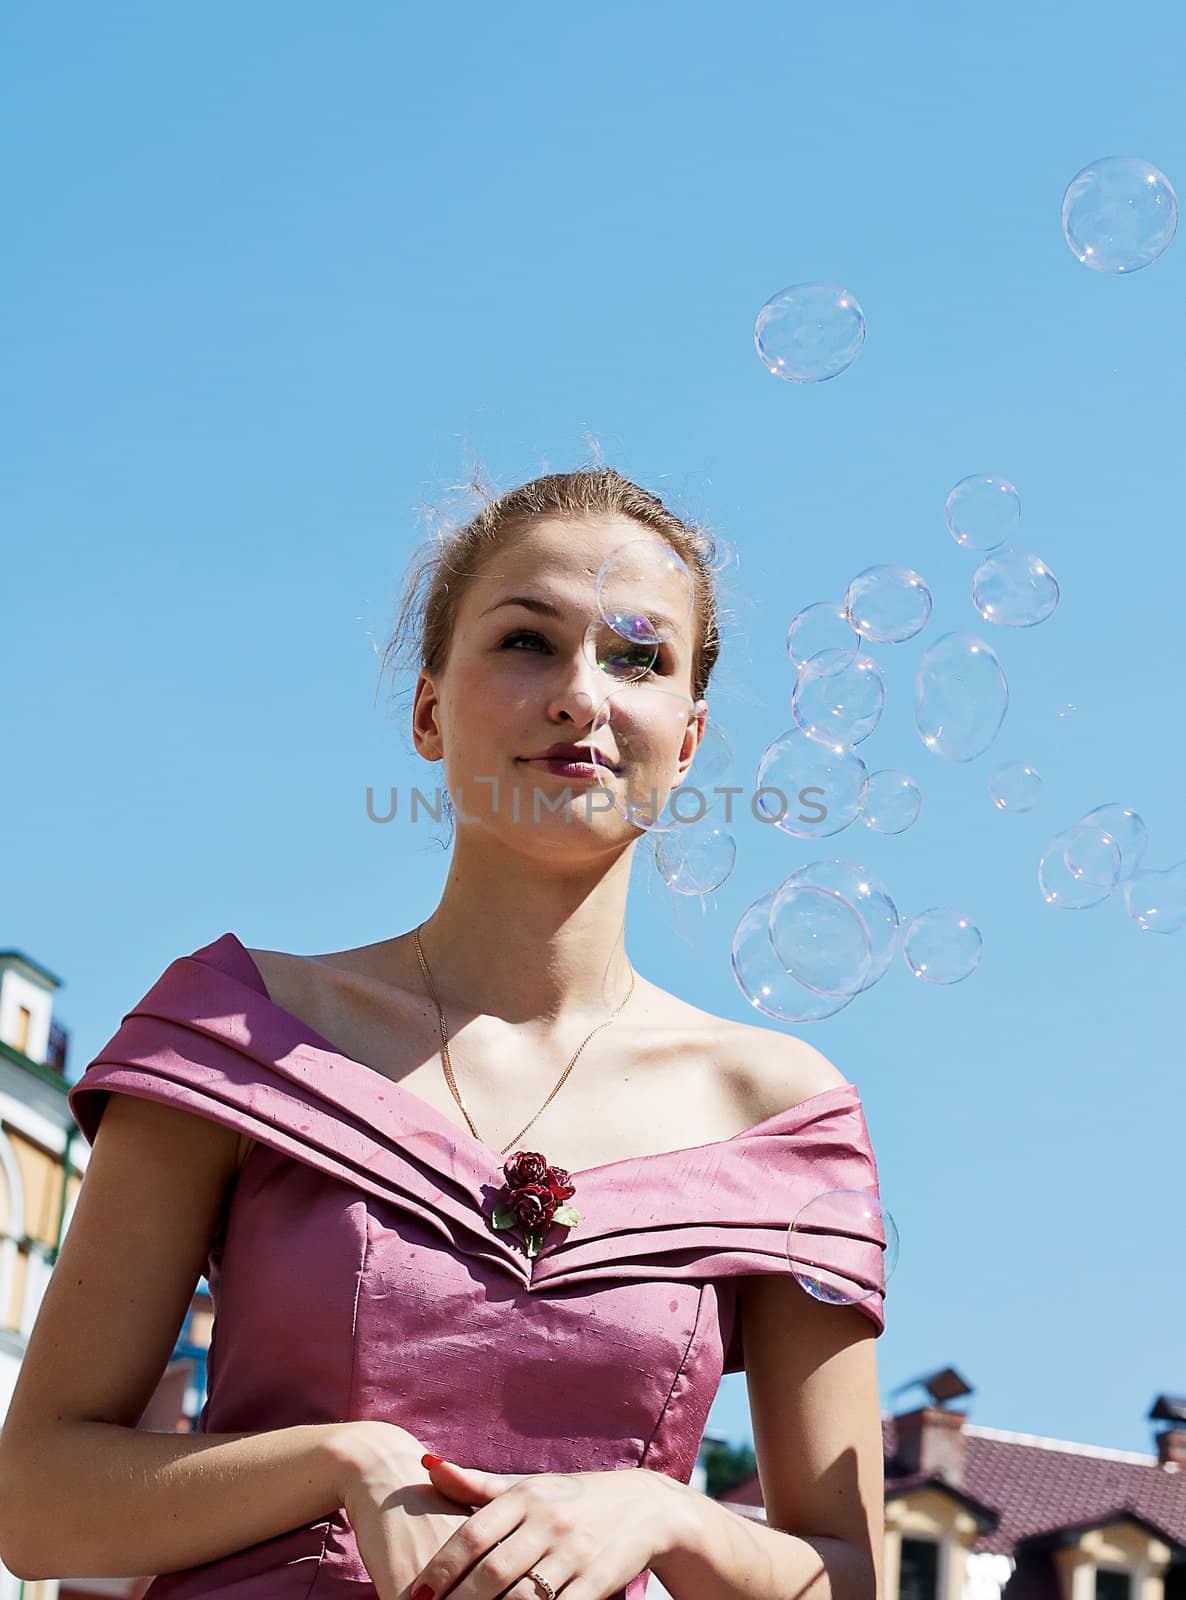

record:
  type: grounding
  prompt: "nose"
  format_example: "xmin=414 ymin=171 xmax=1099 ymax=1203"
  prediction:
xmin=546 ymin=647 xmax=604 ymax=726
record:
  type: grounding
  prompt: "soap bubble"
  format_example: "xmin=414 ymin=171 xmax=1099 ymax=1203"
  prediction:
xmin=654 ymin=820 xmax=736 ymax=895
xmin=787 ymin=1188 xmax=899 ymax=1306
xmin=861 ymin=770 xmax=922 ymax=834
xmin=792 ymin=649 xmax=885 ymax=746
xmin=1065 ymin=803 xmax=1147 ymax=883
xmin=989 ymin=762 xmax=1042 ymax=812
xmin=755 ymin=727 xmax=869 ymax=837
xmin=971 ymin=550 xmax=1060 ymax=627
xmin=754 ymin=283 xmax=866 ymax=383
xmin=1038 ymin=823 xmax=1121 ymax=909
xmin=844 ymin=565 xmax=932 ymax=643
xmin=915 ymin=631 xmax=1009 ymax=761
xmin=945 ymin=475 xmax=1021 ymax=552
xmin=1062 ymin=156 xmax=1179 ymax=274
xmin=786 ymin=600 xmax=860 ymax=668
xmin=583 ymin=618 xmax=659 ymax=685
xmin=595 ymin=539 xmax=695 ymax=654
xmin=767 ymin=882 xmax=872 ymax=998
xmin=902 ymin=909 xmax=983 ymax=983
xmin=731 ymin=890 xmax=858 ymax=1023
xmin=772 ymin=860 xmax=900 ymax=997
xmin=1123 ymin=862 xmax=1186 ymax=934
xmin=591 ymin=683 xmax=703 ymax=833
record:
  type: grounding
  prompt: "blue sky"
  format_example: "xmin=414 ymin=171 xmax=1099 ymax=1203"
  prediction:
xmin=4 ymin=2 xmax=1183 ymax=1456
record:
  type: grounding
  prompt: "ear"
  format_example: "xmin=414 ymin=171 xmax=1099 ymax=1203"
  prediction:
xmin=411 ymin=670 xmax=444 ymax=762
xmin=672 ymin=699 xmax=708 ymax=782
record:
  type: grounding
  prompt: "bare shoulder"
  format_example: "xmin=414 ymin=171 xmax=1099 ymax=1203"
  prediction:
xmin=722 ymin=1018 xmax=851 ymax=1120
xmin=649 ymin=985 xmax=850 ymax=1120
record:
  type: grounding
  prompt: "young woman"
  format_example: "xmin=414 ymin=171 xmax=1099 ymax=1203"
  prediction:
xmin=0 ymin=467 xmax=888 ymax=1600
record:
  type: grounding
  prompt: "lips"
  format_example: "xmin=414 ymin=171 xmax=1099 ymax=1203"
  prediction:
xmin=519 ymin=747 xmax=620 ymax=772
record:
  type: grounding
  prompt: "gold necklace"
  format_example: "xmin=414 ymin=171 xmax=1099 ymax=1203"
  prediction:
xmin=412 ymin=921 xmax=636 ymax=1157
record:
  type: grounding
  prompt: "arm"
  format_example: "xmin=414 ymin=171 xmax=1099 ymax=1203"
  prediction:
xmin=0 ymin=1416 xmax=420 ymax=1581
xmin=653 ymin=1047 xmax=884 ymax=1600
xmin=0 ymin=1090 xmax=427 ymax=1579
xmin=651 ymin=1480 xmax=878 ymax=1600
xmin=652 ymin=1266 xmax=884 ymax=1600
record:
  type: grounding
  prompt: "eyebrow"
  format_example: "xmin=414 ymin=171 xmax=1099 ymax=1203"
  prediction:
xmin=480 ymin=594 xmax=683 ymax=637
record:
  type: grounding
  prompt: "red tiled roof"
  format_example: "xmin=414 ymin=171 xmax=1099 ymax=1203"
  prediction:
xmin=720 ymin=1413 xmax=1186 ymax=1559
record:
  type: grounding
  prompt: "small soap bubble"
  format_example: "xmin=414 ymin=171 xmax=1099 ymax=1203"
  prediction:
xmin=1038 ymin=823 xmax=1121 ymax=909
xmin=786 ymin=600 xmax=860 ymax=668
xmin=584 ymin=618 xmax=659 ymax=685
xmin=731 ymin=890 xmax=858 ymax=1023
xmin=754 ymin=283 xmax=866 ymax=384
xmin=772 ymin=859 xmax=900 ymax=996
xmin=989 ymin=762 xmax=1042 ymax=812
xmin=787 ymin=1188 xmax=899 ymax=1306
xmin=1123 ymin=862 xmax=1186 ymax=934
xmin=945 ymin=476 xmax=1021 ymax=552
xmin=768 ymin=882 xmax=873 ymax=999
xmin=971 ymin=550 xmax=1060 ymax=628
xmin=654 ymin=820 xmax=736 ymax=895
xmin=915 ymin=631 xmax=1009 ymax=762
xmin=755 ymin=727 xmax=869 ymax=837
xmin=861 ymin=770 xmax=922 ymax=835
xmin=902 ymin=909 xmax=983 ymax=983
xmin=844 ymin=565 xmax=932 ymax=643
xmin=1062 ymin=156 xmax=1179 ymax=274
xmin=792 ymin=649 xmax=885 ymax=747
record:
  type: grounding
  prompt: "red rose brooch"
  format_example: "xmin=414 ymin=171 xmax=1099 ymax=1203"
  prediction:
xmin=491 ymin=1150 xmax=581 ymax=1259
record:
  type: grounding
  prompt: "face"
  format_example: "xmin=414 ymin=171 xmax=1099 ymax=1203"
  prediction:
xmin=412 ymin=514 xmax=708 ymax=853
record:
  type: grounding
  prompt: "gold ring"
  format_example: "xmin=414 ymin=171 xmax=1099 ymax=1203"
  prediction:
xmin=528 ymin=1571 xmax=556 ymax=1600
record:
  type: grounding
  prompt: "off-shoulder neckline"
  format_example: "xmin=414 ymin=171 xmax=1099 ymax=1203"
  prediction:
xmin=217 ymin=931 xmax=862 ymax=1183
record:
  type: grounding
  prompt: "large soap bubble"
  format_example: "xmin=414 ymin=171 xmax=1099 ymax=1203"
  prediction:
xmin=844 ymin=565 xmax=932 ymax=643
xmin=1062 ymin=156 xmax=1179 ymax=274
xmin=786 ymin=600 xmax=860 ymax=668
xmin=787 ymin=1188 xmax=899 ymax=1307
xmin=914 ymin=631 xmax=1009 ymax=761
xmin=771 ymin=860 xmax=899 ymax=997
xmin=792 ymin=650 xmax=885 ymax=747
xmin=971 ymin=550 xmax=1060 ymax=627
xmin=945 ymin=475 xmax=1021 ymax=552
xmin=754 ymin=283 xmax=866 ymax=384
xmin=901 ymin=909 xmax=983 ymax=983
xmin=755 ymin=727 xmax=869 ymax=837
xmin=1124 ymin=863 xmax=1186 ymax=934
xmin=731 ymin=890 xmax=859 ymax=1023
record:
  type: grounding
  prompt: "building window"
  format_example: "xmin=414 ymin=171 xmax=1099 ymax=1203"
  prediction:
xmin=1095 ymin=1571 xmax=1131 ymax=1600
xmin=899 ymin=1538 xmax=939 ymax=1600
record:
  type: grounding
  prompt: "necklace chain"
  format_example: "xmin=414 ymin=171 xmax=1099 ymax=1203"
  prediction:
xmin=413 ymin=921 xmax=636 ymax=1158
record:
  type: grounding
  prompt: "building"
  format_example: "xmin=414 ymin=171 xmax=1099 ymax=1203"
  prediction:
xmin=720 ymin=1367 xmax=1186 ymax=1600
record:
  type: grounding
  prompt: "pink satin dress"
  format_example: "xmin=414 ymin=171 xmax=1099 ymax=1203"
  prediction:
xmin=67 ymin=932 xmax=888 ymax=1599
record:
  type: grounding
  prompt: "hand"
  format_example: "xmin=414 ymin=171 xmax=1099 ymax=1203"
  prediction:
xmin=333 ymin=1422 xmax=483 ymax=1600
xmin=402 ymin=1454 xmax=695 ymax=1600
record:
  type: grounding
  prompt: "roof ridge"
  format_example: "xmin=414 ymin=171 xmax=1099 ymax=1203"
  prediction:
xmin=963 ymin=1423 xmax=1157 ymax=1465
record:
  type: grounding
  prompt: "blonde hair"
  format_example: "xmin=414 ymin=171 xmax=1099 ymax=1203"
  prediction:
xmin=380 ymin=462 xmax=730 ymax=708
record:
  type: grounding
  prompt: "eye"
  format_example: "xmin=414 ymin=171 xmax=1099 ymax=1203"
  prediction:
xmin=500 ymin=629 xmax=550 ymax=652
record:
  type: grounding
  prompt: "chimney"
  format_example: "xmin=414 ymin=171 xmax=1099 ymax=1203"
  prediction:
xmin=891 ymin=1367 xmax=974 ymax=1487
xmin=894 ymin=1405 xmax=969 ymax=1485
xmin=1149 ymin=1395 xmax=1186 ymax=1472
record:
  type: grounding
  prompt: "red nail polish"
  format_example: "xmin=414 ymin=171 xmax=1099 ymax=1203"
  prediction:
xmin=421 ymin=1452 xmax=445 ymax=1468
xmin=411 ymin=1586 xmax=435 ymax=1600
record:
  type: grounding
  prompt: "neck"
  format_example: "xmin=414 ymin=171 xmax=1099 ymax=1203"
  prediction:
xmin=410 ymin=835 xmax=637 ymax=1027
